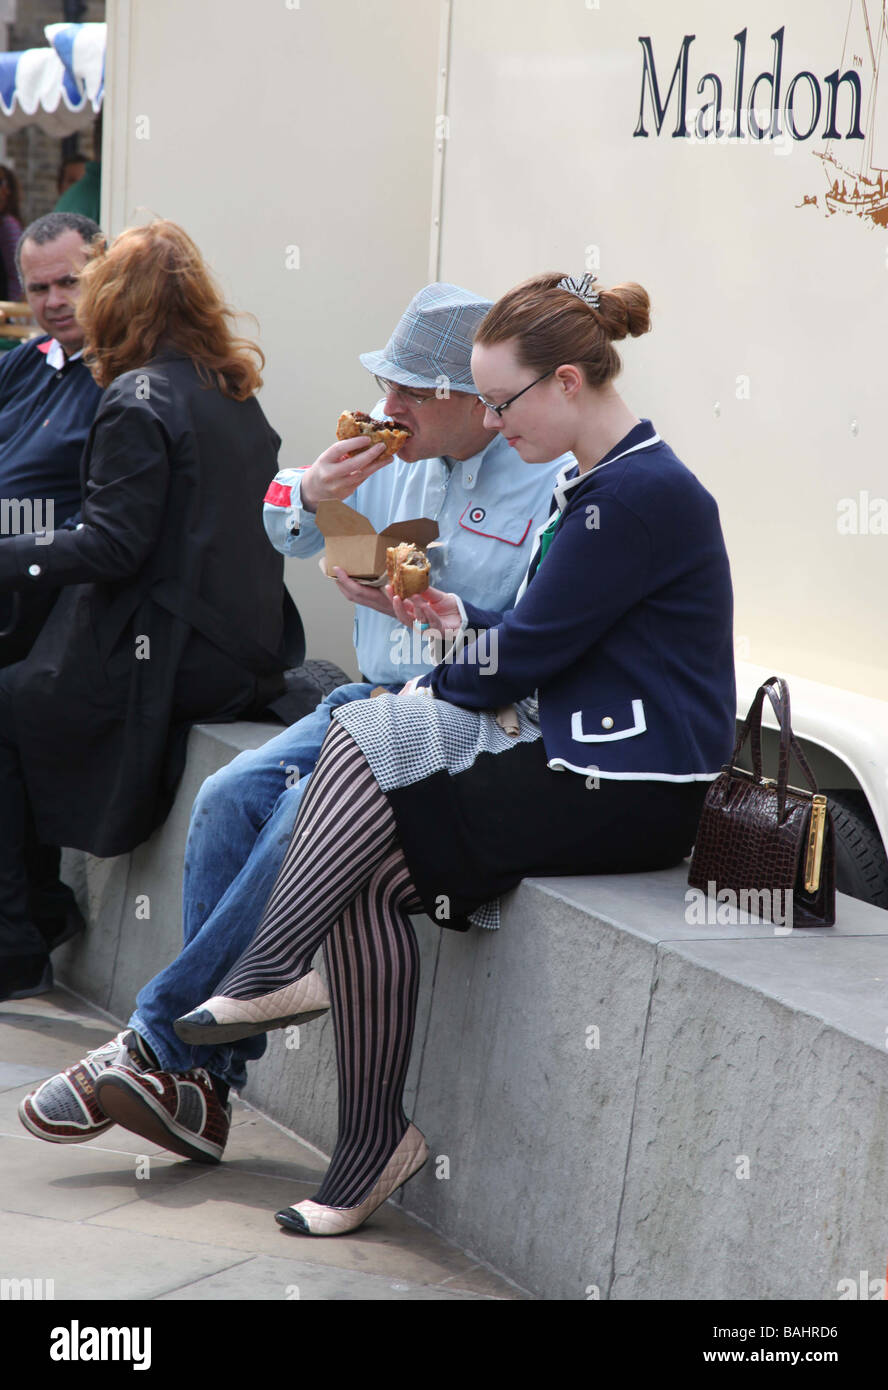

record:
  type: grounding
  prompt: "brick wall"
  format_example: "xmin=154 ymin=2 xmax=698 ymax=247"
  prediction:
xmin=3 ymin=0 xmax=106 ymax=230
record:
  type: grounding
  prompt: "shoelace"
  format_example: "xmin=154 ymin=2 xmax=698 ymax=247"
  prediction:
xmin=80 ymin=1031 xmax=150 ymax=1079
xmin=82 ymin=1031 xmax=129 ymax=1074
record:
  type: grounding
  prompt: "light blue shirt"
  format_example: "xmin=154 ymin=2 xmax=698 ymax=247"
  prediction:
xmin=263 ymin=421 xmax=572 ymax=686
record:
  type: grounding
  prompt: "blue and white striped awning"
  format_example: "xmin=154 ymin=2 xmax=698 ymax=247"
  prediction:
xmin=0 ymin=22 xmax=105 ymax=134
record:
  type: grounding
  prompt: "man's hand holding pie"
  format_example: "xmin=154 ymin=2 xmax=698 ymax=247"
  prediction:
xmin=300 ymin=436 xmax=388 ymax=511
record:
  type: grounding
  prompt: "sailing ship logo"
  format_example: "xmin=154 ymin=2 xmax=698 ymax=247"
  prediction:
xmin=806 ymin=0 xmax=888 ymax=224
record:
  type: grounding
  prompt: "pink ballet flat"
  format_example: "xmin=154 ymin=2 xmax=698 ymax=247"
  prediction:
xmin=173 ymin=969 xmax=331 ymax=1044
xmin=275 ymin=1123 xmax=429 ymax=1236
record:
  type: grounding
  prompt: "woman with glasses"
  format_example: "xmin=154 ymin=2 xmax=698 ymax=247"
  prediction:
xmin=164 ymin=271 xmax=737 ymax=1235
xmin=0 ymin=166 xmax=24 ymax=301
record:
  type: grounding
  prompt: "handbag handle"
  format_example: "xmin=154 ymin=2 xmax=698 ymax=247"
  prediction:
xmin=729 ymin=676 xmax=818 ymax=822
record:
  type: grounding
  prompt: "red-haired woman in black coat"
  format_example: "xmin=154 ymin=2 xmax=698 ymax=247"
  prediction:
xmin=0 ymin=220 xmax=297 ymax=1002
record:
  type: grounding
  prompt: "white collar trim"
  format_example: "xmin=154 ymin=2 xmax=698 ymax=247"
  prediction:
xmin=44 ymin=339 xmax=84 ymax=370
xmin=515 ymin=426 xmax=661 ymax=602
xmin=553 ymin=427 xmax=661 ymax=509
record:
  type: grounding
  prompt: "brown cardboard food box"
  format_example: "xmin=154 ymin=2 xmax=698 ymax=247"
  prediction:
xmin=315 ymin=501 xmax=439 ymax=583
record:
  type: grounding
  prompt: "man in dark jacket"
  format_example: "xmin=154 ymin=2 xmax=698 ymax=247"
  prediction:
xmin=0 ymin=213 xmax=105 ymax=958
xmin=0 ymin=211 xmax=104 ymax=665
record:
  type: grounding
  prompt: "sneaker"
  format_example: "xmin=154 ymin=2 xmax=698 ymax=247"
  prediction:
xmin=18 ymin=1029 xmax=157 ymax=1144
xmin=94 ymin=1065 xmax=231 ymax=1164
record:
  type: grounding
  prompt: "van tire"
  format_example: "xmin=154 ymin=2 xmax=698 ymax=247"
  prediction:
xmin=302 ymin=658 xmax=352 ymax=698
xmin=824 ymin=789 xmax=888 ymax=909
xmin=261 ymin=657 xmax=353 ymax=725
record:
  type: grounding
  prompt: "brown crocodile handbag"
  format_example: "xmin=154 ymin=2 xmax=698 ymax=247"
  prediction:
xmin=688 ymin=676 xmax=835 ymax=928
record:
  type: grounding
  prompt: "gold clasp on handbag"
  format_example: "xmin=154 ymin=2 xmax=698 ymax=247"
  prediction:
xmin=728 ymin=769 xmax=817 ymax=799
xmin=804 ymin=794 xmax=828 ymax=893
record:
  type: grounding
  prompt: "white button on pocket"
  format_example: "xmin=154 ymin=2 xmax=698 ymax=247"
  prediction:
xmin=28 ymin=564 xmax=42 ymax=577
xmin=571 ymin=699 xmax=647 ymax=742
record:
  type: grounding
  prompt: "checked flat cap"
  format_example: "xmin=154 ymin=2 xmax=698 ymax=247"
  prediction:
xmin=359 ymin=282 xmax=493 ymax=392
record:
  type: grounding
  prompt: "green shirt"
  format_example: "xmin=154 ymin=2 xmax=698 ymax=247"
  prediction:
xmin=536 ymin=511 xmax=562 ymax=567
xmin=54 ymin=161 xmax=101 ymax=222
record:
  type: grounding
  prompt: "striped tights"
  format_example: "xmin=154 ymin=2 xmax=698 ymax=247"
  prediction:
xmin=215 ymin=720 xmax=423 ymax=1208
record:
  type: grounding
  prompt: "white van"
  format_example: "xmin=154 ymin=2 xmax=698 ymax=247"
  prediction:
xmin=105 ymin=0 xmax=888 ymax=905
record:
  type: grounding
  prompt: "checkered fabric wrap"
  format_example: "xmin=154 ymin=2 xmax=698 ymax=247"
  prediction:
xmin=332 ymin=691 xmax=542 ymax=930
xmin=359 ymin=282 xmax=493 ymax=391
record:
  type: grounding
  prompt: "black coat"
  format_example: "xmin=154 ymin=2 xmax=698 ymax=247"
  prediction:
xmin=0 ymin=352 xmax=300 ymax=857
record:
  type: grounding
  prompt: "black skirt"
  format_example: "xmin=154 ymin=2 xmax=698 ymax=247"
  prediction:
xmin=387 ymin=739 xmax=709 ymax=929
xmin=331 ymin=691 xmax=709 ymax=932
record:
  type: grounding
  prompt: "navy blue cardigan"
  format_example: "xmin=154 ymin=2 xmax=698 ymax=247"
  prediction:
xmin=423 ymin=420 xmax=736 ymax=781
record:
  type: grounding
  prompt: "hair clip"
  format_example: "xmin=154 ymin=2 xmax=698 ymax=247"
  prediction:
xmin=557 ymin=273 xmax=601 ymax=310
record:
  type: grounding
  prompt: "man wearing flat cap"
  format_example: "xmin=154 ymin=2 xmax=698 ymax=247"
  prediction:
xmin=21 ymin=284 xmax=573 ymax=1162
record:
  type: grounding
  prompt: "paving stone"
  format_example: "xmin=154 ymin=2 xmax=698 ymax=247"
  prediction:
xmin=158 ymin=1252 xmax=502 ymax=1300
xmin=0 ymin=993 xmax=123 ymax=1073
xmin=0 ymin=1127 xmax=207 ymax=1222
xmin=0 ymin=1209 xmax=252 ymax=1300
xmin=0 ymin=1062 xmax=57 ymax=1089
xmin=86 ymin=1162 xmax=519 ymax=1290
xmin=433 ymin=1261 xmax=531 ymax=1299
xmin=222 ymin=1100 xmax=327 ymax=1181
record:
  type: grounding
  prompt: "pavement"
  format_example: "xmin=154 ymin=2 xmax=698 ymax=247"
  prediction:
xmin=0 ymin=985 xmax=528 ymax=1302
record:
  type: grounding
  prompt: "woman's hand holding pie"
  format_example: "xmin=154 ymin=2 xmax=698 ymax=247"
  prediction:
xmin=389 ymin=586 xmax=463 ymax=635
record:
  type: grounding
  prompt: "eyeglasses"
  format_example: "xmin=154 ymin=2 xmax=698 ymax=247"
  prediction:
xmin=477 ymin=369 xmax=554 ymax=418
xmin=373 ymin=375 xmax=438 ymax=408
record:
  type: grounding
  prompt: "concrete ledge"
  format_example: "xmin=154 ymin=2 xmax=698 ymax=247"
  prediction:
xmin=57 ymin=722 xmax=888 ymax=1300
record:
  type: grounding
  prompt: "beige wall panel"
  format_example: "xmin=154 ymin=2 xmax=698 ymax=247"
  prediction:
xmin=105 ymin=0 xmax=442 ymax=675
xmin=438 ymin=0 xmax=887 ymax=699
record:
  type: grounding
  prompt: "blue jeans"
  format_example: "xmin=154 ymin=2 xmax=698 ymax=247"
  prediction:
xmin=129 ymin=682 xmax=383 ymax=1089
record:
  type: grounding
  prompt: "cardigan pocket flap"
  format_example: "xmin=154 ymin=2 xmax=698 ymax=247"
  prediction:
xmin=571 ymin=698 xmax=647 ymax=742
